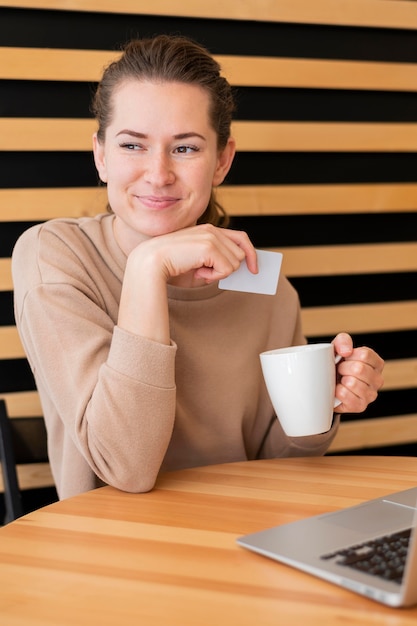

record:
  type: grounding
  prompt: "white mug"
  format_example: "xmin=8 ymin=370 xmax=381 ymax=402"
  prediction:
xmin=260 ymin=343 xmax=341 ymax=437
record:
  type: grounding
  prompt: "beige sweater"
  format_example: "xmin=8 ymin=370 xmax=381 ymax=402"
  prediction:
xmin=12 ymin=213 xmax=339 ymax=499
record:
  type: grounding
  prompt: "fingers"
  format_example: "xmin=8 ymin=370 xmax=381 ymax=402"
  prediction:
xmin=176 ymin=224 xmax=257 ymax=282
xmin=133 ymin=223 xmax=257 ymax=284
xmin=220 ymin=227 xmax=258 ymax=274
xmin=335 ymin=346 xmax=385 ymax=414
xmin=332 ymin=332 xmax=354 ymax=359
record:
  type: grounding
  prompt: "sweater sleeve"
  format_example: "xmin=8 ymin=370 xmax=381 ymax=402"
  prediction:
xmin=12 ymin=225 xmax=177 ymax=493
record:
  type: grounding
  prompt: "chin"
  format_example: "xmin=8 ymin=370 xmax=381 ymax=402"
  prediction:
xmin=142 ymin=218 xmax=197 ymax=237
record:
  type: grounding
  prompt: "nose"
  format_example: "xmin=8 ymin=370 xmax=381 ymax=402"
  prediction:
xmin=144 ymin=151 xmax=175 ymax=187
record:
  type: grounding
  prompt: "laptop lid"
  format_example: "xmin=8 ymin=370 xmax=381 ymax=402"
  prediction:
xmin=237 ymin=486 xmax=417 ymax=607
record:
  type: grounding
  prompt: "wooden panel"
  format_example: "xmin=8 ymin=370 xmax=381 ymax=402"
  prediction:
xmin=3 ymin=118 xmax=417 ymax=152
xmin=2 ymin=360 xmax=412 ymax=411
xmin=4 ymin=242 xmax=417 ymax=293
xmin=302 ymin=301 xmax=417 ymax=336
xmin=0 ymin=47 xmax=118 ymax=82
xmin=0 ymin=326 xmax=24 ymax=359
xmin=233 ymin=121 xmax=417 ymax=153
xmin=0 ymin=258 xmax=12 ymax=291
xmin=382 ymin=358 xmax=417 ymax=391
xmin=3 ymin=279 xmax=417 ymax=351
xmin=2 ymin=0 xmax=417 ymax=29
xmin=2 ymin=184 xmax=417 ymax=223
xmin=219 ymin=183 xmax=417 ymax=216
xmin=0 ymin=462 xmax=54 ymax=492
xmin=0 ymin=188 xmax=108 ymax=222
xmin=0 ymin=118 xmax=94 ymax=151
xmin=0 ymin=392 xmax=42 ymax=419
xmin=329 ymin=414 xmax=417 ymax=452
xmin=278 ymin=243 xmax=417 ymax=277
xmin=220 ymin=57 xmax=417 ymax=92
xmin=2 ymin=47 xmax=417 ymax=92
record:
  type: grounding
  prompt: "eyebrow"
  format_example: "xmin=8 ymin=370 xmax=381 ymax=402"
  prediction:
xmin=116 ymin=129 xmax=207 ymax=142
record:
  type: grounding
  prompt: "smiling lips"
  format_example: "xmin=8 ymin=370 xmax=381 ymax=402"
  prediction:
xmin=136 ymin=195 xmax=180 ymax=210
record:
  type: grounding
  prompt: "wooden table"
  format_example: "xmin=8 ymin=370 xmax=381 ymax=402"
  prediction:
xmin=1 ymin=456 xmax=417 ymax=625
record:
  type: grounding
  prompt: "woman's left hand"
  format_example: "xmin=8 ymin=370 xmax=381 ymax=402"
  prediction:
xmin=332 ymin=332 xmax=385 ymax=414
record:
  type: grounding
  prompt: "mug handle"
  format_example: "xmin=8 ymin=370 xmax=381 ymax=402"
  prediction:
xmin=334 ymin=354 xmax=343 ymax=408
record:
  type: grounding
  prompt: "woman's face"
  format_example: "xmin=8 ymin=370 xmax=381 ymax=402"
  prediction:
xmin=93 ymin=80 xmax=235 ymax=254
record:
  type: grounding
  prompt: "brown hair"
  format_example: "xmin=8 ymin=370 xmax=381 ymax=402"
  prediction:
xmin=91 ymin=34 xmax=236 ymax=226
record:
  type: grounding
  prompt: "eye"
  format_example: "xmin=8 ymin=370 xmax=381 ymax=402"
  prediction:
xmin=120 ymin=142 xmax=143 ymax=151
xmin=174 ymin=145 xmax=199 ymax=154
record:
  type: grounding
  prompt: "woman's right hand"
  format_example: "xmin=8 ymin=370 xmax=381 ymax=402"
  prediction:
xmin=118 ymin=224 xmax=258 ymax=344
xmin=142 ymin=223 xmax=258 ymax=284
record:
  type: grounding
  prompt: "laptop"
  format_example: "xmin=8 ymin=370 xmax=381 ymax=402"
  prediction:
xmin=237 ymin=486 xmax=417 ymax=607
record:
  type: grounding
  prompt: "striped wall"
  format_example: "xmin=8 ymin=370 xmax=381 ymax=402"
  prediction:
xmin=0 ymin=1 xmax=417 ymax=462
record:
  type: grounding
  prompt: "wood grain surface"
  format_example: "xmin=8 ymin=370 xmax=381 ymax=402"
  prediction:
xmin=1 ymin=456 xmax=417 ymax=624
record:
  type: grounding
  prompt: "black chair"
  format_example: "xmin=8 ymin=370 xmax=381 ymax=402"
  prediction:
xmin=0 ymin=398 xmax=57 ymax=524
xmin=0 ymin=399 xmax=23 ymax=523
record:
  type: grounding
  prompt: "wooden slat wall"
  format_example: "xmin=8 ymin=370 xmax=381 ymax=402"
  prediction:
xmin=3 ymin=118 xmax=417 ymax=152
xmin=0 ymin=1 xmax=417 ymax=495
xmin=3 ymin=0 xmax=417 ymax=29
xmin=3 ymin=47 xmax=417 ymax=90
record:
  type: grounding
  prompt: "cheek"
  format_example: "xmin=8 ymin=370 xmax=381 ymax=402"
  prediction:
xmin=106 ymin=156 xmax=139 ymax=186
xmin=191 ymin=159 xmax=218 ymax=190
xmin=190 ymin=170 xmax=215 ymax=208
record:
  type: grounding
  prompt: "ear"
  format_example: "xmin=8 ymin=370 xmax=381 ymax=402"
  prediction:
xmin=92 ymin=133 xmax=108 ymax=183
xmin=212 ymin=137 xmax=236 ymax=187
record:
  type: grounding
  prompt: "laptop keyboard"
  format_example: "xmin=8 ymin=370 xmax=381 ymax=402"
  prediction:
xmin=321 ymin=527 xmax=412 ymax=584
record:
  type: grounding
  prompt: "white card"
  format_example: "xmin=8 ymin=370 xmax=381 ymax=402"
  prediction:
xmin=219 ymin=249 xmax=282 ymax=295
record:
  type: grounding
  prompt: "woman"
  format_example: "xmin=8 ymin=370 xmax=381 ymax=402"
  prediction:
xmin=12 ymin=35 xmax=384 ymax=499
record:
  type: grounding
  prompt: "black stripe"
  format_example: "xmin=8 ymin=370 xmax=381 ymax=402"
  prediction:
xmin=1 ymin=7 xmax=417 ymax=62
xmin=1 ymin=222 xmax=40 ymax=257
xmin=0 ymin=81 xmax=96 ymax=118
xmin=3 ymin=152 xmax=417 ymax=188
xmin=234 ymin=88 xmax=417 ymax=123
xmin=3 ymin=81 xmax=417 ymax=122
xmin=340 ymin=388 xmax=417 ymax=420
xmin=0 ymin=153 xmax=99 ymax=188
xmin=0 ymin=292 xmax=14 ymax=325
xmin=310 ymin=330 xmax=417 ymax=361
xmin=291 ymin=273 xmax=417 ymax=307
xmin=2 ymin=214 xmax=417 ymax=253
xmin=228 ymin=153 xmax=417 ymax=185
xmin=0 ymin=359 xmax=36 ymax=393
xmin=330 ymin=444 xmax=417 ymax=456
xmin=229 ymin=213 xmax=417 ymax=246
